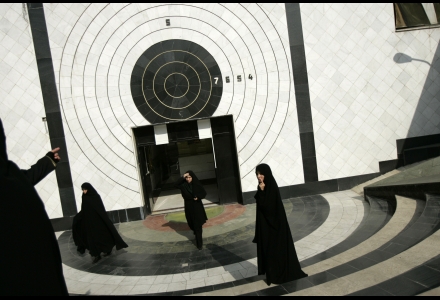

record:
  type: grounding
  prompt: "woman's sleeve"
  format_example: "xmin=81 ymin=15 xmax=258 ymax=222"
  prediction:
xmin=173 ymin=177 xmax=185 ymax=189
xmin=196 ymin=184 xmax=207 ymax=199
xmin=20 ymin=155 xmax=56 ymax=186
xmin=257 ymin=189 xmax=280 ymax=230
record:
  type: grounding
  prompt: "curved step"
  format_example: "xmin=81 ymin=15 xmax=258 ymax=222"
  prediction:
xmin=300 ymin=195 xmax=394 ymax=268
xmin=294 ymin=191 xmax=365 ymax=261
xmin=287 ymin=219 xmax=440 ymax=295
xmin=191 ymin=191 xmax=368 ymax=296
xmin=60 ymin=196 xmax=330 ymax=295
xmin=216 ymin=195 xmax=417 ymax=296
xmin=301 ymin=195 xmax=416 ymax=276
xmin=263 ymin=194 xmax=438 ymax=295
xmin=347 ymin=254 xmax=440 ymax=296
xmin=417 ymin=284 xmax=440 ymax=296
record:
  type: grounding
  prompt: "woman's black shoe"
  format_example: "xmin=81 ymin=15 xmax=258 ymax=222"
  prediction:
xmin=103 ymin=251 xmax=112 ymax=257
xmin=92 ymin=255 xmax=101 ymax=263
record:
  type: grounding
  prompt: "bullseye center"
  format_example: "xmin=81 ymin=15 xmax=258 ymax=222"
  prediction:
xmin=164 ymin=73 xmax=189 ymax=98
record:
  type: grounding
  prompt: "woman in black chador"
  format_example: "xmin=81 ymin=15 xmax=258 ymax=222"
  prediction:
xmin=72 ymin=182 xmax=128 ymax=263
xmin=174 ymin=170 xmax=207 ymax=250
xmin=253 ymin=163 xmax=308 ymax=285
xmin=0 ymin=119 xmax=68 ymax=296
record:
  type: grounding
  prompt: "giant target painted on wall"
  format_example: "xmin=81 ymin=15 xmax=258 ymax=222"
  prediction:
xmin=51 ymin=3 xmax=301 ymax=208
xmin=131 ymin=40 xmax=222 ymax=124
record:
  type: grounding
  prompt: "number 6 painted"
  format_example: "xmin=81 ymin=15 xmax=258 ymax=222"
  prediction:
xmin=214 ymin=77 xmax=218 ymax=84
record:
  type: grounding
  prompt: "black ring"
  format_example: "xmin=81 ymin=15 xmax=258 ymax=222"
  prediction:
xmin=131 ymin=39 xmax=223 ymax=124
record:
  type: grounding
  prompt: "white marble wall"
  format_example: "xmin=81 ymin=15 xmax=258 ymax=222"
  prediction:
xmin=301 ymin=3 xmax=440 ymax=180
xmin=0 ymin=3 xmax=63 ymax=218
xmin=2 ymin=3 xmax=438 ymax=218
xmin=42 ymin=2 xmax=302 ymax=207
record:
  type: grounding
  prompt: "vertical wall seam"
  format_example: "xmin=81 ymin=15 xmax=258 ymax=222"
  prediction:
xmin=27 ymin=3 xmax=77 ymax=216
xmin=285 ymin=3 xmax=319 ymax=182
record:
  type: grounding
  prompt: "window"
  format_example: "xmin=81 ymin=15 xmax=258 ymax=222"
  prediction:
xmin=394 ymin=3 xmax=440 ymax=30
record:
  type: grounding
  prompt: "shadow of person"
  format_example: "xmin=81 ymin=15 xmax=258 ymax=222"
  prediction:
xmin=161 ymin=221 xmax=195 ymax=242
xmin=204 ymin=243 xmax=264 ymax=283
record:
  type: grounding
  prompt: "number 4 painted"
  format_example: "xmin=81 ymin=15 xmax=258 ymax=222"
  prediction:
xmin=214 ymin=77 xmax=218 ymax=84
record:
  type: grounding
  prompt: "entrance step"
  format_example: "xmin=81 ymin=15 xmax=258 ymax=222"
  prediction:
xmin=151 ymin=202 xmax=220 ymax=216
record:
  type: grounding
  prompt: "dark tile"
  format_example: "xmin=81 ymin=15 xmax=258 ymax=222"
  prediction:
xmin=238 ymin=291 xmax=259 ymax=296
xmin=282 ymin=277 xmax=314 ymax=293
xmin=363 ymin=249 xmax=395 ymax=263
xmin=192 ymin=285 xmax=214 ymax=294
xmin=154 ymin=266 xmax=178 ymax=275
xmin=205 ymin=261 xmax=222 ymax=269
xmin=377 ymin=276 xmax=428 ymax=296
xmin=302 ymin=157 xmax=319 ymax=183
xmin=244 ymin=275 xmax=266 ymax=283
xmin=148 ymin=291 xmax=174 ymax=296
xmin=123 ymin=268 xmax=144 ymax=276
xmin=285 ymin=4 xmax=304 ymax=47
xmin=137 ymin=267 xmax=161 ymax=276
xmin=55 ymin=163 xmax=74 ymax=192
xmin=118 ymin=209 xmax=128 ymax=223
xmin=347 ymin=257 xmax=378 ymax=270
xmin=347 ymin=286 xmax=394 ymax=296
xmin=307 ymin=271 xmax=338 ymax=286
xmin=126 ymin=207 xmax=142 ymax=222
xmin=46 ymin=112 xmax=65 ymax=138
xmin=425 ymin=257 xmax=440 ymax=271
xmin=172 ymin=289 xmax=193 ymax=296
xmin=212 ymin=281 xmax=234 ymax=290
xmin=380 ymin=242 xmax=408 ymax=255
xmin=256 ymin=285 xmax=287 ymax=296
xmin=327 ymin=264 xmax=358 ymax=278
xmin=107 ymin=210 xmax=120 ymax=224
xmin=404 ymin=265 xmax=440 ymax=287
xmin=51 ymin=216 xmax=73 ymax=232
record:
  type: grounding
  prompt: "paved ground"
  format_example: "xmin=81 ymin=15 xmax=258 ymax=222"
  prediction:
xmin=58 ymin=191 xmax=366 ymax=295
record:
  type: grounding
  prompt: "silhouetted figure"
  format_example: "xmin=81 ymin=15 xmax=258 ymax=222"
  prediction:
xmin=174 ymin=170 xmax=207 ymax=250
xmin=0 ymin=119 xmax=68 ymax=295
xmin=72 ymin=182 xmax=128 ymax=263
xmin=253 ymin=163 xmax=308 ymax=285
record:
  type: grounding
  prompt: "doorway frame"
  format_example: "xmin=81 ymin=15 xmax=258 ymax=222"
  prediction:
xmin=132 ymin=115 xmax=243 ymax=216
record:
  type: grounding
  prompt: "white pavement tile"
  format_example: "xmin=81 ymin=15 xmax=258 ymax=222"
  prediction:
xmin=110 ymin=285 xmax=135 ymax=295
xmin=205 ymin=274 xmax=225 ymax=286
xmin=147 ymin=283 xmax=169 ymax=294
xmin=128 ymin=284 xmax=153 ymax=295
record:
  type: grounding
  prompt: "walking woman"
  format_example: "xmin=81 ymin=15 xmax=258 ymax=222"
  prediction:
xmin=175 ymin=170 xmax=207 ymax=250
xmin=72 ymin=182 xmax=128 ymax=263
xmin=253 ymin=163 xmax=308 ymax=285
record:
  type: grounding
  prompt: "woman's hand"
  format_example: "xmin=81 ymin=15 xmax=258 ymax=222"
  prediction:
xmin=259 ymin=182 xmax=265 ymax=191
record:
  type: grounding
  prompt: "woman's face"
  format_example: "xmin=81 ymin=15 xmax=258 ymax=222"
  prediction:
xmin=185 ymin=174 xmax=193 ymax=183
xmin=256 ymin=172 xmax=264 ymax=183
xmin=82 ymin=189 xmax=87 ymax=194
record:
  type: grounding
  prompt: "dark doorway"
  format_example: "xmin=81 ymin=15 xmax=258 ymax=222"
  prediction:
xmin=132 ymin=115 xmax=242 ymax=216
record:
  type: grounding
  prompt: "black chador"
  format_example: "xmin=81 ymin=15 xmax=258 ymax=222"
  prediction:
xmin=174 ymin=170 xmax=207 ymax=250
xmin=253 ymin=163 xmax=308 ymax=285
xmin=72 ymin=182 xmax=128 ymax=263
xmin=0 ymin=119 xmax=68 ymax=295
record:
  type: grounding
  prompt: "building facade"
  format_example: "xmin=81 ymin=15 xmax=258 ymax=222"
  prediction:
xmin=0 ymin=3 xmax=439 ymax=224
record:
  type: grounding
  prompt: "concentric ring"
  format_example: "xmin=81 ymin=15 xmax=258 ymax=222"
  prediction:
xmin=163 ymin=72 xmax=190 ymax=99
xmin=131 ymin=40 xmax=223 ymax=124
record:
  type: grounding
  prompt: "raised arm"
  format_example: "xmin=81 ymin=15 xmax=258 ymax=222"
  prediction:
xmin=21 ymin=148 xmax=60 ymax=186
xmin=173 ymin=175 xmax=186 ymax=189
